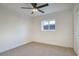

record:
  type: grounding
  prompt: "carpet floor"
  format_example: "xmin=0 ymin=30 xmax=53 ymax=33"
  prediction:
xmin=0 ymin=42 xmax=76 ymax=56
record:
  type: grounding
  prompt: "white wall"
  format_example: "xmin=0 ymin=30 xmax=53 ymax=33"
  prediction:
xmin=31 ymin=9 xmax=74 ymax=48
xmin=0 ymin=5 xmax=31 ymax=53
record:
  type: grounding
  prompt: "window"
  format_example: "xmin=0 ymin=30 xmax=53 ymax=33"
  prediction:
xmin=41 ymin=20 xmax=55 ymax=31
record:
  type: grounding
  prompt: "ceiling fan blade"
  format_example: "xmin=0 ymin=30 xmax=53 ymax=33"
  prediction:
xmin=37 ymin=4 xmax=48 ymax=8
xmin=21 ymin=7 xmax=32 ymax=9
xmin=38 ymin=9 xmax=44 ymax=13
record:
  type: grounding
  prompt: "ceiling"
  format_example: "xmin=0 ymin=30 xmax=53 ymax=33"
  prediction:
xmin=0 ymin=3 xmax=74 ymax=17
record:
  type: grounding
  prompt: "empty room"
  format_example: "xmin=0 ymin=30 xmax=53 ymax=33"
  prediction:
xmin=0 ymin=3 xmax=79 ymax=56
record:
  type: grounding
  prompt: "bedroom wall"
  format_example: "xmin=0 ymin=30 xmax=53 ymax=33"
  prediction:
xmin=31 ymin=9 xmax=74 ymax=48
xmin=0 ymin=5 xmax=31 ymax=53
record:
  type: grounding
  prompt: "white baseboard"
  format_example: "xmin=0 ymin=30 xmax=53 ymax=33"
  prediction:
xmin=0 ymin=40 xmax=31 ymax=53
xmin=0 ymin=40 xmax=73 ymax=54
xmin=32 ymin=40 xmax=73 ymax=48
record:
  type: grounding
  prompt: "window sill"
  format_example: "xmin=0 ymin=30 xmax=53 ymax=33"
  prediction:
xmin=41 ymin=30 xmax=55 ymax=32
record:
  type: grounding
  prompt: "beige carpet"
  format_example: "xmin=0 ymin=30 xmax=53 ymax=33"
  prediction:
xmin=0 ymin=42 xmax=76 ymax=56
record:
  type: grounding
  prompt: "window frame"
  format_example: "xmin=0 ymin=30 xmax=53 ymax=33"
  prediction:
xmin=41 ymin=20 xmax=56 ymax=32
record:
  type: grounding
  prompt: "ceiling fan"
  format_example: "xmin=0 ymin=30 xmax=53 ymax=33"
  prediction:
xmin=21 ymin=3 xmax=48 ymax=14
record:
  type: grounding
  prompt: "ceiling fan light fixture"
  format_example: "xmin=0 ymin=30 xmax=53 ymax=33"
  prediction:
xmin=32 ymin=8 xmax=38 ymax=12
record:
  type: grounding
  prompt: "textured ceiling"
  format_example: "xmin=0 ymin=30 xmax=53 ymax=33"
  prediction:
xmin=0 ymin=3 xmax=74 ymax=17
